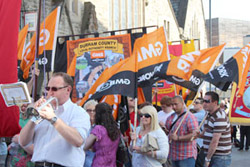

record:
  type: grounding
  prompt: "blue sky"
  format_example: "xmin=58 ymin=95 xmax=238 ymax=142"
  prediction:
xmin=202 ymin=0 xmax=250 ymax=21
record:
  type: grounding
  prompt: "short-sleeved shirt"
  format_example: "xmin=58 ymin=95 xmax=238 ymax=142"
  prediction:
xmin=203 ymin=109 xmax=232 ymax=155
xmin=165 ymin=111 xmax=198 ymax=161
xmin=157 ymin=110 xmax=175 ymax=124
xmin=194 ymin=109 xmax=206 ymax=147
xmin=31 ymin=99 xmax=90 ymax=167
xmin=91 ymin=125 xmax=120 ymax=167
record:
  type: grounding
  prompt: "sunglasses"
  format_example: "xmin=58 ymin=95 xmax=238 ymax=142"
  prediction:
xmin=203 ymin=99 xmax=211 ymax=103
xmin=86 ymin=109 xmax=95 ymax=113
xmin=194 ymin=101 xmax=202 ymax=104
xmin=140 ymin=113 xmax=151 ymax=118
xmin=45 ymin=86 xmax=68 ymax=92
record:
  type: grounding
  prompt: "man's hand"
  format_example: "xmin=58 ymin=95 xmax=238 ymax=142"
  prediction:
xmin=39 ymin=104 xmax=56 ymax=121
xmin=34 ymin=68 xmax=40 ymax=76
xmin=170 ymin=133 xmax=178 ymax=141
xmin=192 ymin=128 xmax=200 ymax=140
xmin=34 ymin=97 xmax=46 ymax=108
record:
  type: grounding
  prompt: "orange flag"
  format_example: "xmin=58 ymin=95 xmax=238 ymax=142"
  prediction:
xmin=17 ymin=24 xmax=29 ymax=61
xmin=20 ymin=6 xmax=60 ymax=79
xmin=166 ymin=44 xmax=226 ymax=92
xmin=100 ymin=94 xmax=121 ymax=120
xmin=137 ymin=87 xmax=146 ymax=105
xmin=234 ymin=44 xmax=250 ymax=96
xmin=79 ymin=53 xmax=138 ymax=106
xmin=167 ymin=44 xmax=226 ymax=81
xmin=134 ymin=27 xmax=170 ymax=87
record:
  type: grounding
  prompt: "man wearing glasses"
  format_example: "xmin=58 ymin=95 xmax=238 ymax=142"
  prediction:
xmin=195 ymin=91 xmax=231 ymax=167
xmin=19 ymin=72 xmax=91 ymax=167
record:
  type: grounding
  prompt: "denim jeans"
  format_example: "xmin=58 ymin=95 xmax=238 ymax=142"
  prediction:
xmin=0 ymin=155 xmax=7 ymax=167
xmin=209 ymin=154 xmax=231 ymax=167
xmin=83 ymin=151 xmax=95 ymax=167
xmin=172 ymin=157 xmax=195 ymax=167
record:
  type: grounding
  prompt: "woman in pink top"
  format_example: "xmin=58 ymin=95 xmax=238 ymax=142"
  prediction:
xmin=84 ymin=102 xmax=120 ymax=167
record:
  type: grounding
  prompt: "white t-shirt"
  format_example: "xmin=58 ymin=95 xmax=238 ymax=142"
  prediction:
xmin=157 ymin=110 xmax=175 ymax=124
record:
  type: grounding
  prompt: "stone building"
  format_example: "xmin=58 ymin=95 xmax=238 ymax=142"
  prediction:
xmin=21 ymin=0 xmax=207 ymax=48
xmin=243 ymin=35 xmax=250 ymax=46
xmin=21 ymin=0 xmax=87 ymax=36
xmin=207 ymin=18 xmax=250 ymax=48
xmin=170 ymin=0 xmax=208 ymax=48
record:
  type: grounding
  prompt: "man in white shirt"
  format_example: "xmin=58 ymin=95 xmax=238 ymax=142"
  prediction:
xmin=158 ymin=96 xmax=174 ymax=130
xmin=20 ymin=72 xmax=90 ymax=167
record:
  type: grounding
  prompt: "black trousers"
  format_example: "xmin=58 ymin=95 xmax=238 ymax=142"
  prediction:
xmin=239 ymin=126 xmax=250 ymax=149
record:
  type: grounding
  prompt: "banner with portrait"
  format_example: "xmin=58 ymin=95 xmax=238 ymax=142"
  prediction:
xmin=66 ymin=34 xmax=132 ymax=101
xmin=229 ymin=70 xmax=250 ymax=124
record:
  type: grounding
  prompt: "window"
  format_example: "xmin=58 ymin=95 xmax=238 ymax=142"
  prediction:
xmin=72 ymin=0 xmax=78 ymax=15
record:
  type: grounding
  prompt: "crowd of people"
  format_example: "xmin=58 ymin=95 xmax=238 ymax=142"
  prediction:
xmin=1 ymin=71 xmax=247 ymax=167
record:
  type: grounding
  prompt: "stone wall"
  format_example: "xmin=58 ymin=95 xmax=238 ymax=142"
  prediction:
xmin=21 ymin=0 xmax=86 ymax=38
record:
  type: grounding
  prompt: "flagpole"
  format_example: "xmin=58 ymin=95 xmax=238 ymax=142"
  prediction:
xmin=32 ymin=0 xmax=42 ymax=101
xmin=190 ymin=112 xmax=208 ymax=141
xmin=133 ymin=48 xmax=139 ymax=146
xmin=209 ymin=0 xmax=212 ymax=91
xmin=133 ymin=98 xmax=138 ymax=146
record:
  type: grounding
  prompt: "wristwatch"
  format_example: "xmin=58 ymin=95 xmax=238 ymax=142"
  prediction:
xmin=205 ymin=157 xmax=211 ymax=162
xmin=50 ymin=116 xmax=58 ymax=125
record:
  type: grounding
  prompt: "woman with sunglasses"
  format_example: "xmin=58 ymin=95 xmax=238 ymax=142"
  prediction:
xmin=84 ymin=102 xmax=120 ymax=167
xmin=130 ymin=105 xmax=169 ymax=167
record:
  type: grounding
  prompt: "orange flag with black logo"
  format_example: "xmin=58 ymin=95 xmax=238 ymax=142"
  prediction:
xmin=204 ymin=43 xmax=250 ymax=96
xmin=17 ymin=24 xmax=29 ymax=61
xmin=20 ymin=6 xmax=60 ymax=79
xmin=79 ymin=53 xmax=138 ymax=106
xmin=165 ymin=44 xmax=226 ymax=92
xmin=134 ymin=27 xmax=170 ymax=87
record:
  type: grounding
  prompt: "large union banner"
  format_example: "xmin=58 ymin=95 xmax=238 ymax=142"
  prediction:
xmin=230 ymin=70 xmax=250 ymax=124
xmin=67 ymin=34 xmax=132 ymax=101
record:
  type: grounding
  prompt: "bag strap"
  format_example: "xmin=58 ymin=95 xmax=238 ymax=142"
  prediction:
xmin=169 ymin=112 xmax=186 ymax=131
